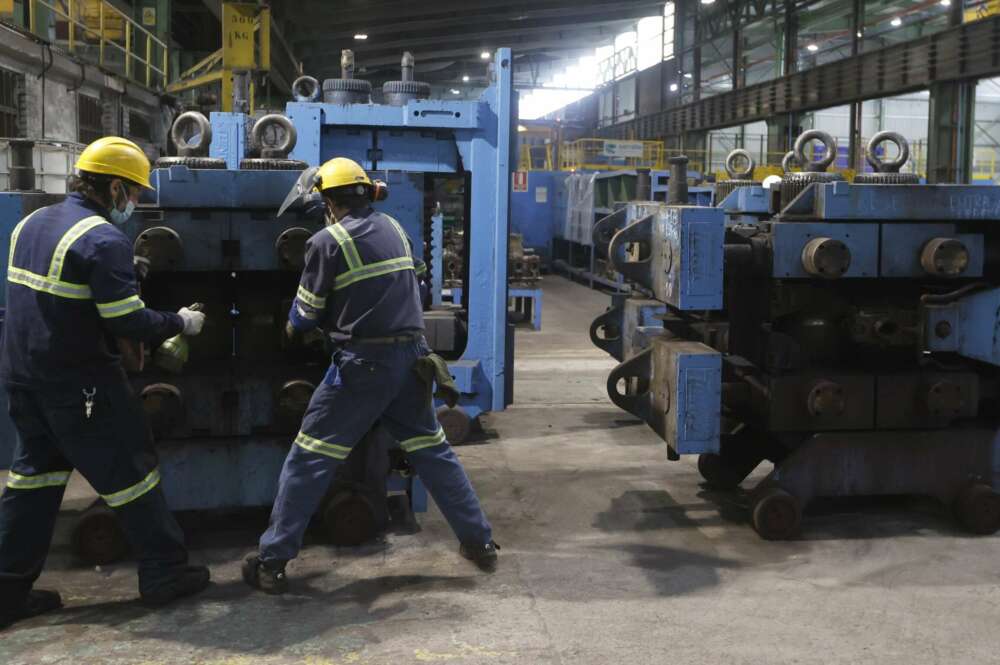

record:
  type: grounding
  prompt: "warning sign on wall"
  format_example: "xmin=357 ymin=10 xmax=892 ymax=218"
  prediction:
xmin=512 ymin=171 xmax=528 ymax=192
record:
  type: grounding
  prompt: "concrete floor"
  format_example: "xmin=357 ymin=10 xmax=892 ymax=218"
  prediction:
xmin=3 ymin=275 xmax=1000 ymax=664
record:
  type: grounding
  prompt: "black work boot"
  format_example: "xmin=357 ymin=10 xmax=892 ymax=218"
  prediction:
xmin=459 ymin=540 xmax=500 ymax=573
xmin=140 ymin=565 xmax=211 ymax=607
xmin=242 ymin=554 xmax=288 ymax=595
xmin=0 ymin=590 xmax=63 ymax=630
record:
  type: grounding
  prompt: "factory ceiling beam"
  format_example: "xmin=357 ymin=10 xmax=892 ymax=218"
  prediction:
xmin=598 ymin=14 xmax=1000 ymax=139
xmin=290 ymin=0 xmax=663 ymax=41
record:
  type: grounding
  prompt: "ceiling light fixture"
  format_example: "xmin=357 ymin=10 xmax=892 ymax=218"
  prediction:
xmin=807 ymin=43 xmax=819 ymax=52
xmin=857 ymin=31 xmax=863 ymax=38
xmin=669 ymin=83 xmax=679 ymax=91
xmin=480 ymin=51 xmax=491 ymax=60
xmin=890 ymin=16 xmax=902 ymax=27
xmin=462 ymin=75 xmax=470 ymax=82
xmin=700 ymin=0 xmax=715 ymax=4
xmin=683 ymin=72 xmax=693 ymax=78
xmin=940 ymin=0 xmax=951 ymax=5
xmin=451 ymin=89 xmax=461 ymax=95
xmin=354 ymin=33 xmax=368 ymax=40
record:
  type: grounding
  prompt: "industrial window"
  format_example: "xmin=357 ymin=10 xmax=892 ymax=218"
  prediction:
xmin=128 ymin=110 xmax=151 ymax=142
xmin=0 ymin=67 xmax=24 ymax=138
xmin=663 ymin=2 xmax=675 ymax=62
xmin=78 ymin=95 xmax=103 ymax=144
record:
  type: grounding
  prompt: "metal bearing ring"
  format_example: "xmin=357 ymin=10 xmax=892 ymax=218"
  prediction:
xmin=725 ymin=149 xmax=755 ymax=179
xmin=292 ymin=76 xmax=321 ymax=103
xmin=782 ymin=150 xmax=799 ymax=174
xmin=171 ymin=111 xmax=212 ymax=157
xmin=251 ymin=114 xmax=297 ymax=159
xmin=865 ymin=131 xmax=910 ymax=173
xmin=793 ymin=130 xmax=838 ymax=172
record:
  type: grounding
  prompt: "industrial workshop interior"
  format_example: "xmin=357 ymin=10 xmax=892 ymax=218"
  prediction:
xmin=3 ymin=0 xmax=1000 ymax=662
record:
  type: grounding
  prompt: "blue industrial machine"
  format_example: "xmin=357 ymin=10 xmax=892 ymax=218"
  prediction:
xmin=0 ymin=49 xmax=514 ymax=560
xmin=598 ymin=130 xmax=1000 ymax=539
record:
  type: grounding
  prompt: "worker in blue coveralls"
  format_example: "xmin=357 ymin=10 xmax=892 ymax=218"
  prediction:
xmin=243 ymin=157 xmax=497 ymax=594
xmin=0 ymin=137 xmax=211 ymax=630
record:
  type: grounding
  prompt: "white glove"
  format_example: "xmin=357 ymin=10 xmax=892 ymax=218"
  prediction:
xmin=178 ymin=307 xmax=206 ymax=336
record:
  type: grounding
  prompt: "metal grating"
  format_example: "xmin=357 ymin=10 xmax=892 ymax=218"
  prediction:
xmin=78 ymin=95 xmax=104 ymax=144
xmin=0 ymin=68 xmax=23 ymax=138
xmin=600 ymin=14 xmax=1000 ymax=140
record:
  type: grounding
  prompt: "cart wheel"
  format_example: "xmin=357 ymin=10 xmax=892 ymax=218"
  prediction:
xmin=72 ymin=503 xmax=128 ymax=565
xmin=436 ymin=405 xmax=472 ymax=445
xmin=954 ymin=483 xmax=1000 ymax=535
xmin=697 ymin=453 xmax=749 ymax=490
xmin=751 ymin=488 xmax=802 ymax=540
xmin=321 ymin=491 xmax=378 ymax=546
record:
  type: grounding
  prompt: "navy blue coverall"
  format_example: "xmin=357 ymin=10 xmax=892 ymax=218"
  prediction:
xmin=258 ymin=206 xmax=492 ymax=564
xmin=0 ymin=193 xmax=190 ymax=608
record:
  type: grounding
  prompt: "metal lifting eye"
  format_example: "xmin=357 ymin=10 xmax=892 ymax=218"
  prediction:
xmin=865 ymin=131 xmax=910 ymax=173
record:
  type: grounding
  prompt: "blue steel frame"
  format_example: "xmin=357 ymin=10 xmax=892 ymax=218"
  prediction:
xmin=279 ymin=48 xmax=514 ymax=420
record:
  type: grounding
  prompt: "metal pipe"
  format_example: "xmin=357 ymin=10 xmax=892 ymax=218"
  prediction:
xmin=667 ymin=155 xmax=689 ymax=205
xmin=635 ymin=167 xmax=651 ymax=201
xmin=341 ymin=49 xmax=355 ymax=79
xmin=8 ymin=140 xmax=36 ymax=191
xmin=401 ymin=51 xmax=414 ymax=83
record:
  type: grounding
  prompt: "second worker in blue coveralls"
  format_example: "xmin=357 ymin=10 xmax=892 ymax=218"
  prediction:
xmin=243 ymin=158 xmax=497 ymax=594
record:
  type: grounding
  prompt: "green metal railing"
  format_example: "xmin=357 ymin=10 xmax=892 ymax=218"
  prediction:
xmin=9 ymin=0 xmax=168 ymax=89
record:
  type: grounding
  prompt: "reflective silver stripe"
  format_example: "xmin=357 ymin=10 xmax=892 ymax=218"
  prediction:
xmin=296 ymin=284 xmax=326 ymax=309
xmin=6 ymin=470 xmax=71 ymax=490
xmin=96 ymin=294 xmax=145 ymax=319
xmin=399 ymin=427 xmax=447 ymax=453
xmin=294 ymin=431 xmax=353 ymax=459
xmin=326 ymin=223 xmax=363 ymax=271
xmin=101 ymin=468 xmax=161 ymax=508
xmin=384 ymin=216 xmax=412 ymax=258
xmin=8 ymin=267 xmax=93 ymax=300
xmin=48 ymin=216 xmax=108 ymax=279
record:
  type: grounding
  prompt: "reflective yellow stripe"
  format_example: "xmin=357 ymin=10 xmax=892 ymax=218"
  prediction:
xmin=333 ymin=257 xmax=414 ymax=291
xmin=296 ymin=284 xmax=327 ymax=309
xmin=6 ymin=470 xmax=71 ymax=490
xmin=96 ymin=294 xmax=144 ymax=319
xmin=384 ymin=216 xmax=412 ymax=258
xmin=100 ymin=468 xmax=161 ymax=508
xmin=48 ymin=216 xmax=108 ymax=279
xmin=8 ymin=267 xmax=92 ymax=299
xmin=326 ymin=223 xmax=363 ymax=271
xmin=7 ymin=208 xmax=46 ymax=267
xmin=399 ymin=427 xmax=447 ymax=453
xmin=294 ymin=431 xmax=353 ymax=460
xmin=7 ymin=212 xmax=107 ymax=302
xmin=415 ymin=263 xmax=427 ymax=276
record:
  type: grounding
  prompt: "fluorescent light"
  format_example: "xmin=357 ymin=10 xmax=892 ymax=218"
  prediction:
xmin=462 ymin=75 xmax=470 ymax=82
xmin=669 ymin=83 xmax=679 ymax=92
xmin=807 ymin=43 xmax=819 ymax=52
xmin=480 ymin=51 xmax=491 ymax=60
xmin=354 ymin=33 xmax=368 ymax=40
xmin=451 ymin=89 xmax=461 ymax=95
xmin=683 ymin=72 xmax=693 ymax=78
xmin=940 ymin=0 xmax=951 ymax=5
xmin=700 ymin=0 xmax=715 ymax=4
xmin=890 ymin=16 xmax=902 ymax=27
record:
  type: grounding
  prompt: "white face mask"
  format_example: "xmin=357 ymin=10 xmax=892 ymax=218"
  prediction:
xmin=109 ymin=182 xmax=135 ymax=225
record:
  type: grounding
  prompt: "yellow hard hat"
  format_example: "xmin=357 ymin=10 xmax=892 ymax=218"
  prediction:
xmin=75 ymin=136 xmax=154 ymax=190
xmin=316 ymin=157 xmax=371 ymax=192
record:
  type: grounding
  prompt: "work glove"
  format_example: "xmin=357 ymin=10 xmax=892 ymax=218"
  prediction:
xmin=301 ymin=192 xmax=327 ymax=221
xmin=178 ymin=303 xmax=206 ymax=336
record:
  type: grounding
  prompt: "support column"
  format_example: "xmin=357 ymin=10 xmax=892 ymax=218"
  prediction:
xmin=782 ymin=0 xmax=798 ymax=77
xmin=926 ymin=81 xmax=974 ymax=184
xmin=767 ymin=113 xmax=801 ymax=163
